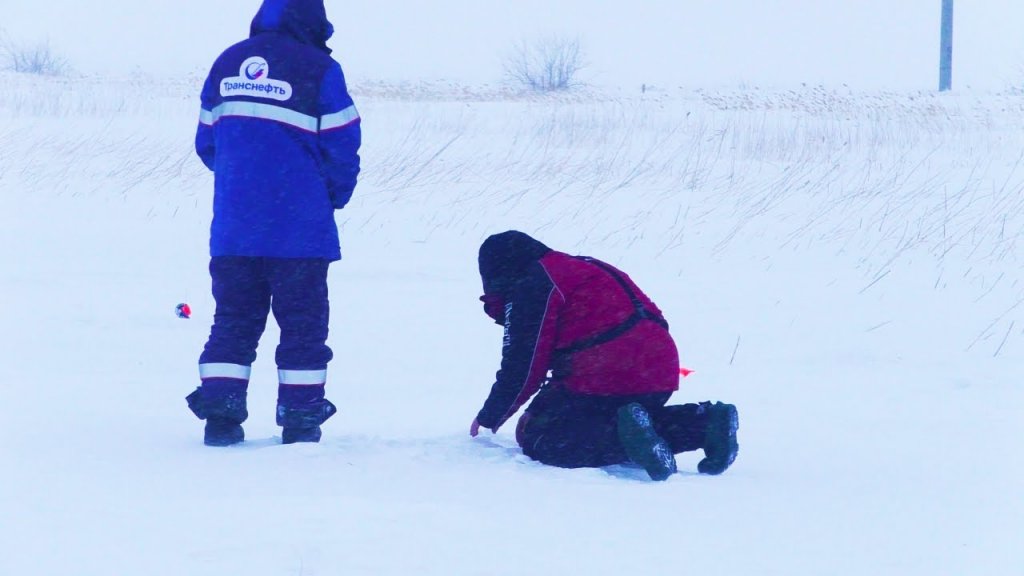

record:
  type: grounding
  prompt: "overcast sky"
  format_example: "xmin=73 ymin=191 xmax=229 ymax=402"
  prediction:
xmin=5 ymin=1 xmax=1023 ymax=90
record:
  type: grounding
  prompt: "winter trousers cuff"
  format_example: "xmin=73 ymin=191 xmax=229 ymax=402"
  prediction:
xmin=186 ymin=386 xmax=249 ymax=424
xmin=276 ymin=399 xmax=337 ymax=429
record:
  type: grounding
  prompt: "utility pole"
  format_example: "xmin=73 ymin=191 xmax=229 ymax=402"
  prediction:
xmin=939 ymin=0 xmax=954 ymax=91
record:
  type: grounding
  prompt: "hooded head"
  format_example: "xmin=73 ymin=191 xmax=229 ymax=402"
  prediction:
xmin=250 ymin=0 xmax=335 ymax=54
xmin=478 ymin=230 xmax=552 ymax=296
xmin=478 ymin=231 xmax=551 ymax=324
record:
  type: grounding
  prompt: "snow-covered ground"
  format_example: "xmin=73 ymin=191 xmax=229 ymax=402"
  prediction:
xmin=2 ymin=2 xmax=1024 ymax=574
xmin=1 ymin=71 xmax=1021 ymax=575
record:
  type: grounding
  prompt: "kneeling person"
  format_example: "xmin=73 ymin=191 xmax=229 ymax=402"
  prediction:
xmin=470 ymin=231 xmax=739 ymax=480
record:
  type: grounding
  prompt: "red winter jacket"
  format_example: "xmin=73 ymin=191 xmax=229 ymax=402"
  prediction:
xmin=476 ymin=234 xmax=679 ymax=431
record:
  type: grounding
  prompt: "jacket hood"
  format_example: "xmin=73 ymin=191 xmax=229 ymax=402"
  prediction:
xmin=478 ymin=230 xmax=553 ymax=295
xmin=250 ymin=0 xmax=334 ymax=54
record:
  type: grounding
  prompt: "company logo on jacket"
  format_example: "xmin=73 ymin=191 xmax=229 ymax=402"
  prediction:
xmin=245 ymin=61 xmax=266 ymax=80
xmin=221 ymin=56 xmax=293 ymax=101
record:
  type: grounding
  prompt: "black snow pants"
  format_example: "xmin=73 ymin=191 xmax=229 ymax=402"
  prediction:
xmin=516 ymin=382 xmax=709 ymax=469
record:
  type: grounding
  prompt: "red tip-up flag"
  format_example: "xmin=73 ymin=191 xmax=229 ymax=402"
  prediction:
xmin=680 ymin=367 xmax=694 ymax=378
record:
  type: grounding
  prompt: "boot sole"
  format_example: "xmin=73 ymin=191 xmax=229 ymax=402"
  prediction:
xmin=617 ymin=403 xmax=678 ymax=481
xmin=698 ymin=403 xmax=738 ymax=475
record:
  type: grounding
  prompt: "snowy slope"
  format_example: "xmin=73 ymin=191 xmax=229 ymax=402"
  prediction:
xmin=2 ymin=2 xmax=1024 ymax=574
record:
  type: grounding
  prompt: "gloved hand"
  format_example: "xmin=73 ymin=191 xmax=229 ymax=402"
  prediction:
xmin=470 ymin=418 xmax=496 ymax=437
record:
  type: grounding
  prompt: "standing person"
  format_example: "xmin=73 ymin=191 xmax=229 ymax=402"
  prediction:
xmin=470 ymin=231 xmax=739 ymax=481
xmin=185 ymin=0 xmax=361 ymax=446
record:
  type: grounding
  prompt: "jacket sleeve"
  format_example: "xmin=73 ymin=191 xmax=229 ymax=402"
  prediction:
xmin=318 ymin=62 xmax=362 ymax=209
xmin=194 ymin=70 xmax=217 ymax=171
xmin=476 ymin=263 xmax=564 ymax=431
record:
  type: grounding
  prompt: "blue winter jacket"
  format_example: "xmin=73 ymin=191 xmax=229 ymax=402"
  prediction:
xmin=195 ymin=0 xmax=361 ymax=260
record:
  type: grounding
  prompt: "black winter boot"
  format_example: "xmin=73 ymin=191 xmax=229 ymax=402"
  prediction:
xmin=204 ymin=417 xmax=245 ymax=446
xmin=281 ymin=426 xmax=322 ymax=444
xmin=617 ymin=402 xmax=677 ymax=481
xmin=277 ymin=399 xmax=337 ymax=444
xmin=186 ymin=387 xmax=248 ymax=447
xmin=698 ymin=402 xmax=739 ymax=475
